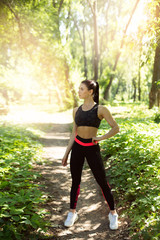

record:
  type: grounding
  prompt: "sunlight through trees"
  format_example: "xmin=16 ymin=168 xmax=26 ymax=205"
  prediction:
xmin=0 ymin=0 xmax=159 ymax=110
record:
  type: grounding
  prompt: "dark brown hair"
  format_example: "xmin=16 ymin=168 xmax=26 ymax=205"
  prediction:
xmin=81 ymin=80 xmax=99 ymax=104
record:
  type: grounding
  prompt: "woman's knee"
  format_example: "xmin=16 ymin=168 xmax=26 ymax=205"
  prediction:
xmin=96 ymin=178 xmax=111 ymax=190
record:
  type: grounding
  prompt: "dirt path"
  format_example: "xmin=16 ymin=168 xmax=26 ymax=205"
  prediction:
xmin=37 ymin=113 xmax=129 ymax=240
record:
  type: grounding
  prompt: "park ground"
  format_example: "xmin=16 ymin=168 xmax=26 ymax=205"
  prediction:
xmin=5 ymin=105 xmax=130 ymax=240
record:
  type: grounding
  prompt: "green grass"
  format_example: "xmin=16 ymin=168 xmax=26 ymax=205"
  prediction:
xmin=0 ymin=125 xmax=48 ymax=240
xmin=99 ymin=103 xmax=160 ymax=239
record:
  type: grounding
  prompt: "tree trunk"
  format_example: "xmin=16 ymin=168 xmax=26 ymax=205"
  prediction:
xmin=87 ymin=0 xmax=99 ymax=81
xmin=132 ymin=77 xmax=137 ymax=102
xmin=83 ymin=22 xmax=88 ymax=79
xmin=149 ymin=2 xmax=160 ymax=109
xmin=138 ymin=68 xmax=141 ymax=101
xmin=99 ymin=1 xmax=111 ymax=79
xmin=115 ymin=78 xmax=121 ymax=97
xmin=72 ymin=16 xmax=88 ymax=80
xmin=63 ymin=5 xmax=78 ymax=107
xmin=93 ymin=0 xmax=99 ymax=81
xmin=138 ymin=33 xmax=144 ymax=101
xmin=157 ymin=89 xmax=160 ymax=107
xmin=104 ymin=75 xmax=114 ymax=100
xmin=52 ymin=0 xmax=64 ymax=40
xmin=66 ymin=4 xmax=71 ymax=42
xmin=104 ymin=0 xmax=140 ymax=100
xmin=149 ymin=44 xmax=160 ymax=108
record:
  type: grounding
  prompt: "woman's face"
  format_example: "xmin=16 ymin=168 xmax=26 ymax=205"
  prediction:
xmin=78 ymin=83 xmax=93 ymax=99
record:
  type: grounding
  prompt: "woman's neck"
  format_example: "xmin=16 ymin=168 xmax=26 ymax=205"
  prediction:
xmin=83 ymin=98 xmax=95 ymax=106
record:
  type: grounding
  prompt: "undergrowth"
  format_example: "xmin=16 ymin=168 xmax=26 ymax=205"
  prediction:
xmin=99 ymin=105 xmax=160 ymax=240
xmin=0 ymin=125 xmax=49 ymax=240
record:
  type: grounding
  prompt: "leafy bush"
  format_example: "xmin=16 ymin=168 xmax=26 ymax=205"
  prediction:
xmin=0 ymin=125 xmax=48 ymax=240
xmin=99 ymin=117 xmax=160 ymax=239
xmin=154 ymin=112 xmax=160 ymax=123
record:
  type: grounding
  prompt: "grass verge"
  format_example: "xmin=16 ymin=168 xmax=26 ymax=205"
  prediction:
xmin=0 ymin=124 xmax=49 ymax=240
xmin=99 ymin=104 xmax=160 ymax=239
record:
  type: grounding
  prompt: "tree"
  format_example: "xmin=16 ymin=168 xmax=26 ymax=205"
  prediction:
xmin=87 ymin=0 xmax=99 ymax=81
xmin=149 ymin=1 xmax=160 ymax=109
xmin=104 ymin=0 xmax=140 ymax=100
xmin=0 ymin=0 xmax=157 ymax=108
xmin=72 ymin=14 xmax=88 ymax=80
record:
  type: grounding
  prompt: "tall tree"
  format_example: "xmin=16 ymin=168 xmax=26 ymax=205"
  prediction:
xmin=72 ymin=13 xmax=88 ymax=80
xmin=149 ymin=1 xmax=160 ymax=109
xmin=104 ymin=0 xmax=140 ymax=100
xmin=87 ymin=0 xmax=99 ymax=81
xmin=138 ymin=33 xmax=143 ymax=101
xmin=99 ymin=0 xmax=111 ymax=78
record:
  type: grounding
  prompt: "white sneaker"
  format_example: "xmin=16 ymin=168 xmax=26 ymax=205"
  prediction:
xmin=108 ymin=212 xmax=118 ymax=230
xmin=64 ymin=211 xmax=78 ymax=227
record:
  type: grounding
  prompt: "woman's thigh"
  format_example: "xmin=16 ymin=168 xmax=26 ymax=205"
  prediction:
xmin=70 ymin=142 xmax=85 ymax=183
xmin=85 ymin=145 xmax=107 ymax=185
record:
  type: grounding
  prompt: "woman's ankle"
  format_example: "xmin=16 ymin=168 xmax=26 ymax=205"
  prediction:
xmin=70 ymin=209 xmax=76 ymax=213
xmin=110 ymin=210 xmax=117 ymax=215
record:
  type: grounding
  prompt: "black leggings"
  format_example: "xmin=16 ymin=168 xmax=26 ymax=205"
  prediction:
xmin=70 ymin=136 xmax=115 ymax=210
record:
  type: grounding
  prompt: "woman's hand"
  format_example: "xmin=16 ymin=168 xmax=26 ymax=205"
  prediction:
xmin=92 ymin=136 xmax=102 ymax=145
xmin=62 ymin=155 xmax=68 ymax=167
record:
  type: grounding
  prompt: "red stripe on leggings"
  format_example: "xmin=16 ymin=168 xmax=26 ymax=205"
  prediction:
xmin=100 ymin=187 xmax=111 ymax=210
xmin=73 ymin=184 xmax=80 ymax=209
xmin=75 ymin=137 xmax=97 ymax=146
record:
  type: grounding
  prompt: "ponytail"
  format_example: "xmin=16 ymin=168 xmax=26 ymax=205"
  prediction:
xmin=93 ymin=81 xmax=99 ymax=104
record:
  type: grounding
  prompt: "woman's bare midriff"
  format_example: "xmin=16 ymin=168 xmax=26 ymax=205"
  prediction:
xmin=76 ymin=126 xmax=98 ymax=139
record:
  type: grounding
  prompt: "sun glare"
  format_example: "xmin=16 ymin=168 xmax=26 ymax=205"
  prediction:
xmin=97 ymin=1 xmax=149 ymax=36
xmin=127 ymin=0 xmax=149 ymax=35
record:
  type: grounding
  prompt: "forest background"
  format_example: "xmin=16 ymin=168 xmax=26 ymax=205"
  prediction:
xmin=0 ymin=0 xmax=160 ymax=110
xmin=0 ymin=0 xmax=160 ymax=240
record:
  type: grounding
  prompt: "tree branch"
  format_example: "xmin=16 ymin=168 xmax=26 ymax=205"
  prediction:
xmin=72 ymin=15 xmax=83 ymax=46
xmin=1 ymin=0 xmax=32 ymax=60
xmin=105 ymin=0 xmax=111 ymax=17
xmin=87 ymin=0 xmax=94 ymax=15
xmin=121 ymin=0 xmax=140 ymax=49
xmin=104 ymin=0 xmax=140 ymax=99
xmin=58 ymin=0 xmax=64 ymax=15
xmin=1 ymin=0 xmax=23 ymax=43
xmin=113 ymin=0 xmax=140 ymax=70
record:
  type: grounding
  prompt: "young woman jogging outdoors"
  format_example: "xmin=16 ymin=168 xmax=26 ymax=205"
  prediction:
xmin=62 ymin=80 xmax=120 ymax=230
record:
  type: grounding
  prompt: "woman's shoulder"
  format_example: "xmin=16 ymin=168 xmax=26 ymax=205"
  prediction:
xmin=73 ymin=106 xmax=80 ymax=118
xmin=98 ymin=104 xmax=109 ymax=111
xmin=73 ymin=106 xmax=79 ymax=113
xmin=98 ymin=105 xmax=110 ymax=117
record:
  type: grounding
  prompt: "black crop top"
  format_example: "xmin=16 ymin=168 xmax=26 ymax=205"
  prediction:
xmin=75 ymin=104 xmax=101 ymax=128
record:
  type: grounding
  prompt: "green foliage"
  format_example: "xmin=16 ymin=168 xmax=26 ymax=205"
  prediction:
xmin=0 ymin=0 xmax=156 ymax=108
xmin=99 ymin=104 xmax=160 ymax=239
xmin=100 ymin=66 xmax=115 ymax=93
xmin=154 ymin=111 xmax=160 ymax=123
xmin=0 ymin=125 xmax=48 ymax=239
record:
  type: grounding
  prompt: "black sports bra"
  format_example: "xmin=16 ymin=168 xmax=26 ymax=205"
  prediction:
xmin=75 ymin=104 xmax=101 ymax=128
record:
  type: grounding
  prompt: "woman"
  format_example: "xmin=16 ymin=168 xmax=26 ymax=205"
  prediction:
xmin=62 ymin=80 xmax=119 ymax=230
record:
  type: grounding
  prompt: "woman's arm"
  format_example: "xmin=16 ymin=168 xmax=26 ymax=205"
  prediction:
xmin=92 ymin=105 xmax=120 ymax=143
xmin=62 ymin=108 xmax=78 ymax=166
